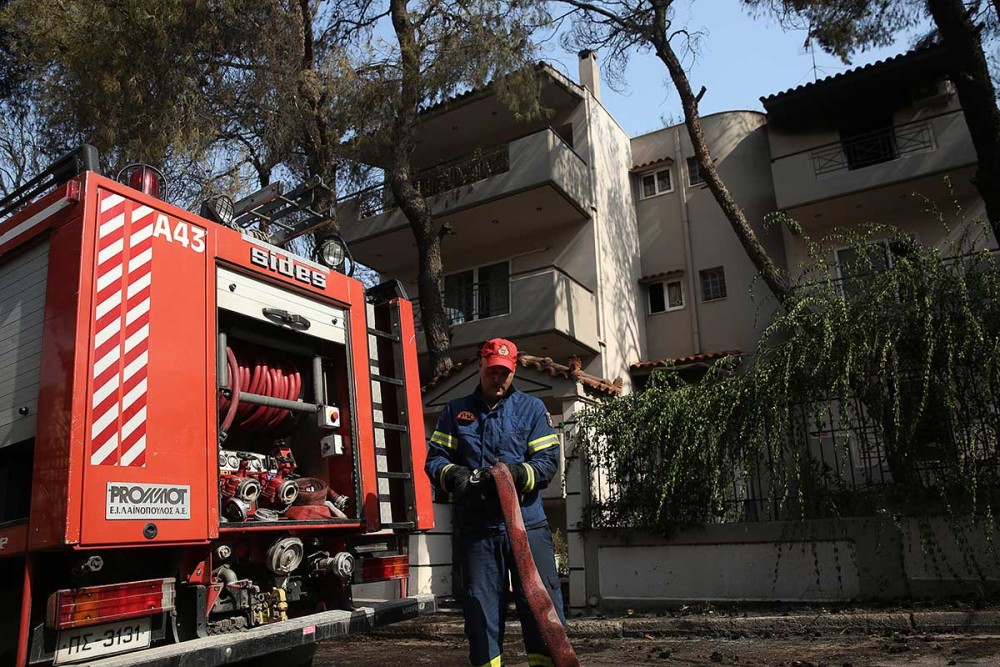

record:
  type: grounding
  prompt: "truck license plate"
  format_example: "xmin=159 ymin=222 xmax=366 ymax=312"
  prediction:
xmin=54 ymin=617 xmax=151 ymax=665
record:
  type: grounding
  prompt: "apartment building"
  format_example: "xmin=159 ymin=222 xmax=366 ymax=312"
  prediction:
xmin=763 ymin=45 xmax=990 ymax=280
xmin=337 ymin=45 xmax=996 ymax=611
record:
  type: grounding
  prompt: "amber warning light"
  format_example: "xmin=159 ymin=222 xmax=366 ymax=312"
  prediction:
xmin=356 ymin=555 xmax=409 ymax=583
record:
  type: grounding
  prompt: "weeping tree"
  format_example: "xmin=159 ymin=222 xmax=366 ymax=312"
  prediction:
xmin=560 ymin=0 xmax=793 ymax=307
xmin=751 ymin=0 xmax=1000 ymax=242
xmin=334 ymin=0 xmax=548 ymax=377
xmin=580 ymin=216 xmax=1000 ymax=532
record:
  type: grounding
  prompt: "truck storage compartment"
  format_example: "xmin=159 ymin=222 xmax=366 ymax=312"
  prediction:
xmin=0 ymin=239 xmax=48 ymax=524
xmin=216 ymin=267 xmax=358 ymax=526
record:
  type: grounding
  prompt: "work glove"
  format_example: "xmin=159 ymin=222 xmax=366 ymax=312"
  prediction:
xmin=509 ymin=462 xmax=532 ymax=493
xmin=445 ymin=465 xmax=472 ymax=502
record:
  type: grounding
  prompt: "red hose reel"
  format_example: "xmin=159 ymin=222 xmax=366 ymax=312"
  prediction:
xmin=220 ymin=346 xmax=301 ymax=435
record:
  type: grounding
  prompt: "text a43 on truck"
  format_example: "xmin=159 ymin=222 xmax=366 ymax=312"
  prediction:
xmin=0 ymin=146 xmax=435 ymax=667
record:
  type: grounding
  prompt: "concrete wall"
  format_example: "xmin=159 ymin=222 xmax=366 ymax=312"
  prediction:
xmin=581 ymin=518 xmax=1000 ymax=612
xmin=769 ymin=101 xmax=976 ymax=211
xmin=584 ymin=95 xmax=645 ymax=390
xmin=631 ymin=112 xmax=784 ymax=362
xmin=409 ymin=502 xmax=455 ymax=597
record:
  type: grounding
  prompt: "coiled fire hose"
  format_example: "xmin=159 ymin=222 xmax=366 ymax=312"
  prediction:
xmin=220 ymin=346 xmax=302 ymax=435
xmin=491 ymin=462 xmax=580 ymax=667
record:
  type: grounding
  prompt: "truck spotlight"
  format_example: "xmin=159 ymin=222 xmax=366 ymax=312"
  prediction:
xmin=318 ymin=237 xmax=346 ymax=270
xmin=200 ymin=194 xmax=236 ymax=227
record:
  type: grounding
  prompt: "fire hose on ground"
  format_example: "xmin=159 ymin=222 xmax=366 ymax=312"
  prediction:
xmin=491 ymin=462 xmax=580 ymax=667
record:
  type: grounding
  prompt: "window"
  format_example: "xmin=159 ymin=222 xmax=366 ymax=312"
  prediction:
xmin=835 ymin=237 xmax=912 ymax=299
xmin=639 ymin=168 xmax=672 ymax=199
xmin=699 ymin=267 xmax=727 ymax=302
xmin=839 ymin=114 xmax=898 ymax=171
xmin=686 ymin=157 xmax=705 ymax=186
xmin=443 ymin=261 xmax=510 ymax=324
xmin=648 ymin=280 xmax=684 ymax=313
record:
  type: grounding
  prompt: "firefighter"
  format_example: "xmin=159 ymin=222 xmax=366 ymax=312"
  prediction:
xmin=425 ymin=338 xmax=566 ymax=667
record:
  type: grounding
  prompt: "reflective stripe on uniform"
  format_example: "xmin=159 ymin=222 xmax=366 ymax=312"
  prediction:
xmin=440 ymin=463 xmax=456 ymax=490
xmin=527 ymin=433 xmax=559 ymax=453
xmin=473 ymin=654 xmax=504 ymax=667
xmin=431 ymin=430 xmax=457 ymax=449
xmin=523 ymin=462 xmax=535 ymax=492
xmin=527 ymin=654 xmax=555 ymax=667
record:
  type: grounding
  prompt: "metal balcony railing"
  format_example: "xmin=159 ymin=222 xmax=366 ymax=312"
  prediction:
xmin=811 ymin=121 xmax=935 ymax=176
xmin=410 ymin=280 xmax=510 ymax=331
xmin=353 ymin=144 xmax=511 ymax=219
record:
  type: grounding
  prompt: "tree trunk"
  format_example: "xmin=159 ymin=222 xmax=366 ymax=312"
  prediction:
xmin=650 ymin=10 xmax=793 ymax=309
xmin=296 ymin=0 xmax=339 ymax=236
xmin=927 ymin=0 xmax=1000 ymax=240
xmin=389 ymin=0 xmax=453 ymax=379
xmin=416 ymin=235 xmax=454 ymax=378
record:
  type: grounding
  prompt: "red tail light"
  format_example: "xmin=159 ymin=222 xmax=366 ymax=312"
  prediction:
xmin=357 ymin=555 xmax=409 ymax=582
xmin=46 ymin=578 xmax=176 ymax=630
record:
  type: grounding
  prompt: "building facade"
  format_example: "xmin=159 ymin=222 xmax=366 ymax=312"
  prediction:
xmin=338 ymin=46 xmax=998 ymax=612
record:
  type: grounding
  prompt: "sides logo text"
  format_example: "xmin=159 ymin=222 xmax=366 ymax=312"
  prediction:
xmin=250 ymin=247 xmax=327 ymax=288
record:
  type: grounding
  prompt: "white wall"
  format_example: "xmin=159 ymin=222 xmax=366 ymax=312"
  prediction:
xmin=585 ymin=95 xmax=645 ymax=390
xmin=598 ymin=541 xmax=861 ymax=602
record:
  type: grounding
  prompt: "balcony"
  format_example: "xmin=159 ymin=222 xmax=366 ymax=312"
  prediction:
xmin=771 ymin=110 xmax=978 ymax=212
xmin=353 ymin=144 xmax=512 ymax=219
xmin=338 ymin=128 xmax=591 ymax=271
xmin=411 ymin=268 xmax=599 ymax=360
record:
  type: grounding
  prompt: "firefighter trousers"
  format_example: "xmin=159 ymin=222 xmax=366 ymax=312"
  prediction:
xmin=458 ymin=523 xmax=566 ymax=667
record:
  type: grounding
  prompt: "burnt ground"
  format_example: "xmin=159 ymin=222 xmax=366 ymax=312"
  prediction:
xmin=314 ymin=624 xmax=1000 ymax=666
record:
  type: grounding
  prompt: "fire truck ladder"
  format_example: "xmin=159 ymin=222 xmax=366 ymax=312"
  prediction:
xmin=367 ymin=297 xmax=417 ymax=531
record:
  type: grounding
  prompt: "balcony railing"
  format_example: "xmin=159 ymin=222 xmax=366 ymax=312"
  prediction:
xmin=811 ymin=121 xmax=935 ymax=176
xmin=410 ymin=280 xmax=510 ymax=331
xmin=354 ymin=144 xmax=511 ymax=219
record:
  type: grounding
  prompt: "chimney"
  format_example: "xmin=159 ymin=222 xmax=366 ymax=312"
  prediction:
xmin=578 ymin=50 xmax=601 ymax=102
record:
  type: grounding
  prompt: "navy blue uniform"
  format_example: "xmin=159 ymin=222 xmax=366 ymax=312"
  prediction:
xmin=425 ymin=384 xmax=566 ymax=667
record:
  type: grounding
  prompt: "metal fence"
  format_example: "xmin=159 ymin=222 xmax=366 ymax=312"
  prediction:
xmin=811 ymin=121 xmax=935 ymax=176
xmin=584 ymin=387 xmax=1000 ymax=528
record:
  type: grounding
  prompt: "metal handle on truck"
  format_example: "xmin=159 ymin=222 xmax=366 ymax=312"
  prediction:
xmin=262 ymin=308 xmax=311 ymax=331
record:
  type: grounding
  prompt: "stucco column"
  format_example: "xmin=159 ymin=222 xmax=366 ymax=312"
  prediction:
xmin=560 ymin=393 xmax=591 ymax=615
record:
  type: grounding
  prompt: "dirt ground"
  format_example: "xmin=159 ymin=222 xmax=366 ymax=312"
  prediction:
xmin=315 ymin=630 xmax=1000 ymax=666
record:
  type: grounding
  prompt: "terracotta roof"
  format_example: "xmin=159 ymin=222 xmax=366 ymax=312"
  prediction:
xmin=420 ymin=356 xmax=478 ymax=395
xmin=631 ymin=157 xmax=674 ymax=172
xmin=761 ymin=45 xmax=945 ymax=107
xmin=630 ymin=349 xmax=741 ymax=371
xmin=639 ymin=270 xmax=684 ymax=284
xmin=420 ymin=352 xmax=623 ymax=397
xmin=518 ymin=354 xmax=622 ymax=396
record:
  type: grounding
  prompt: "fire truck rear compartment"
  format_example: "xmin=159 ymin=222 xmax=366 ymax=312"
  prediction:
xmin=215 ymin=267 xmax=358 ymax=528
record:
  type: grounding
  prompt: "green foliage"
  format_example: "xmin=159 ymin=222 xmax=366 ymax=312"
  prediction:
xmin=0 ymin=1 xmax=355 ymax=205
xmin=743 ymin=0 xmax=927 ymax=61
xmin=579 ymin=215 xmax=1000 ymax=533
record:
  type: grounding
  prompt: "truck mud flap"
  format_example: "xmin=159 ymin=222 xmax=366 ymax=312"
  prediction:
xmin=86 ymin=594 xmax=436 ymax=667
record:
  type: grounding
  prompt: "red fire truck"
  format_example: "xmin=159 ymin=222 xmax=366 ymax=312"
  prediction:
xmin=0 ymin=146 xmax=435 ymax=666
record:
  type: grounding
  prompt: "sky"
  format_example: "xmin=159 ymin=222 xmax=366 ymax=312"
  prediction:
xmin=536 ymin=0 xmax=931 ymax=137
